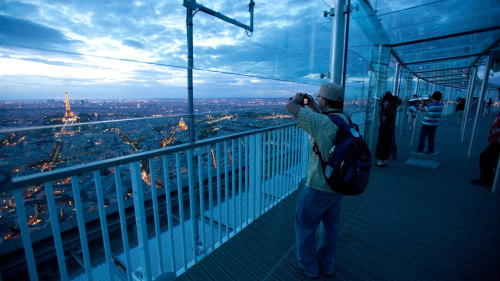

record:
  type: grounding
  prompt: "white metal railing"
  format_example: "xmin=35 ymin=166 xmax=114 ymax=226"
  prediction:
xmin=1 ymin=123 xmax=309 ymax=281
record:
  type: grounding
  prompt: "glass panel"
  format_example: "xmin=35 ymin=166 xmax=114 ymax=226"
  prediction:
xmin=193 ymin=0 xmax=332 ymax=83
xmin=0 ymin=0 xmax=332 ymax=86
xmin=417 ymin=68 xmax=469 ymax=79
xmin=407 ymin=57 xmax=477 ymax=72
xmin=393 ymin=31 xmax=500 ymax=63
xmin=344 ymin=11 xmax=375 ymax=115
xmin=370 ymin=0 xmax=500 ymax=43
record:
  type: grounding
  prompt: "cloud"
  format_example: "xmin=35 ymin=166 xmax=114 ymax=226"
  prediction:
xmin=0 ymin=15 xmax=79 ymax=50
xmin=0 ymin=0 xmax=336 ymax=100
xmin=122 ymin=39 xmax=145 ymax=49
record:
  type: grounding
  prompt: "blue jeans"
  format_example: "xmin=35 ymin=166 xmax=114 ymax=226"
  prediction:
xmin=295 ymin=186 xmax=343 ymax=275
xmin=417 ymin=124 xmax=437 ymax=153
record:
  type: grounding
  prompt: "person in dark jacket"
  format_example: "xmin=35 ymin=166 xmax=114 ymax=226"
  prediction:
xmin=456 ymin=97 xmax=465 ymax=126
xmin=390 ymin=95 xmax=402 ymax=160
xmin=375 ymin=92 xmax=396 ymax=167
xmin=471 ymin=89 xmax=500 ymax=187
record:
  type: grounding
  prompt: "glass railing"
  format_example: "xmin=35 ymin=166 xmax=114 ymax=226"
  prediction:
xmin=1 ymin=123 xmax=309 ymax=281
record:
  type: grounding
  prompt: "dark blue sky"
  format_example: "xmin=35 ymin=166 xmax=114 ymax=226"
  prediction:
xmin=0 ymin=0 xmax=334 ymax=100
xmin=0 ymin=0 xmax=498 ymax=100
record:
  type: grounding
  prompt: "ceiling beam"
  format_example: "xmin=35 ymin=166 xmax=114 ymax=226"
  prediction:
xmin=421 ymin=73 xmax=468 ymax=79
xmin=405 ymin=53 xmax=481 ymax=65
xmin=383 ymin=25 xmax=500 ymax=47
xmin=414 ymin=67 xmax=469 ymax=74
xmin=468 ymin=37 xmax=500 ymax=68
xmin=430 ymin=78 xmax=469 ymax=83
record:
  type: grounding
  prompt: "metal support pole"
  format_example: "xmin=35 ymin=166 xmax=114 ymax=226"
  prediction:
xmin=186 ymin=7 xmax=195 ymax=142
xmin=184 ymin=0 xmax=254 ymax=142
xmin=468 ymin=55 xmax=493 ymax=158
xmin=414 ymin=77 xmax=420 ymax=97
xmin=331 ymin=0 xmax=346 ymax=86
xmin=341 ymin=0 xmax=351 ymax=88
xmin=392 ymin=62 xmax=400 ymax=96
xmin=444 ymin=87 xmax=451 ymax=115
xmin=461 ymin=67 xmax=477 ymax=141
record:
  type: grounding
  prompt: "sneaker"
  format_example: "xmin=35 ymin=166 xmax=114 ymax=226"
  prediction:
xmin=470 ymin=179 xmax=492 ymax=187
xmin=288 ymin=259 xmax=319 ymax=279
xmin=320 ymin=269 xmax=334 ymax=277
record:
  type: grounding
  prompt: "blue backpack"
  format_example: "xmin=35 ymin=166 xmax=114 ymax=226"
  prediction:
xmin=313 ymin=114 xmax=371 ymax=195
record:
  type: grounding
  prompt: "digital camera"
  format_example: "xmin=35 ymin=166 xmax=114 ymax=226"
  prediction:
xmin=290 ymin=93 xmax=313 ymax=106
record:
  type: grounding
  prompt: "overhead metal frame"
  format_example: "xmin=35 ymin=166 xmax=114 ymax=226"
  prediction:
xmin=404 ymin=54 xmax=481 ymax=66
xmin=421 ymin=73 xmax=468 ymax=79
xmin=428 ymin=77 xmax=469 ymax=83
xmin=383 ymin=25 xmax=500 ymax=48
xmin=414 ymin=67 xmax=470 ymax=74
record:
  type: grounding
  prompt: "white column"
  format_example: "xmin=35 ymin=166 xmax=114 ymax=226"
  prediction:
xmin=330 ymin=0 xmax=346 ymax=85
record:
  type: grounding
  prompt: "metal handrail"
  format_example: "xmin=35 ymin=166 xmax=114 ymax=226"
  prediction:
xmin=3 ymin=122 xmax=309 ymax=281
xmin=9 ymin=123 xmax=297 ymax=189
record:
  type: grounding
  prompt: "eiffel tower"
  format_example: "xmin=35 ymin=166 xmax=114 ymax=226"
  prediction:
xmin=62 ymin=91 xmax=76 ymax=124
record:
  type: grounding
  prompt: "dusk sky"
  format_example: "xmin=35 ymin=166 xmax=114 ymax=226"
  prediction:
xmin=0 ymin=0 xmax=498 ymax=100
xmin=0 ymin=0 xmax=337 ymax=100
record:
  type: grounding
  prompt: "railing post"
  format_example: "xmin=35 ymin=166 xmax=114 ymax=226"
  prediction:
xmin=114 ymin=166 xmax=133 ymax=281
xmin=71 ymin=177 xmax=94 ymax=281
xmin=130 ymin=163 xmax=151 ymax=281
xmin=279 ymin=129 xmax=285 ymax=200
xmin=174 ymin=153 xmax=188 ymax=271
xmin=238 ymin=138 xmax=243 ymax=230
xmin=245 ymin=136 xmax=250 ymax=225
xmin=231 ymin=139 xmax=237 ymax=233
xmin=187 ymin=149 xmax=198 ymax=263
xmin=223 ymin=141 xmax=230 ymax=239
xmin=272 ymin=130 xmax=277 ymax=206
xmin=13 ymin=189 xmax=39 ymax=281
xmin=256 ymin=133 xmax=262 ymax=217
xmin=45 ymin=181 xmax=69 ymax=281
xmin=162 ymin=155 xmax=177 ymax=273
xmin=248 ymin=134 xmax=256 ymax=222
xmin=95 ymin=171 xmax=117 ymax=280
xmin=205 ymin=146 xmax=215 ymax=251
xmin=215 ymin=144 xmax=222 ymax=244
xmin=196 ymin=149 xmax=206 ymax=251
xmin=148 ymin=159 xmax=164 ymax=273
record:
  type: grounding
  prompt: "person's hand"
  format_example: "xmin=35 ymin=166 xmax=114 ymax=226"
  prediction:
xmin=291 ymin=93 xmax=306 ymax=104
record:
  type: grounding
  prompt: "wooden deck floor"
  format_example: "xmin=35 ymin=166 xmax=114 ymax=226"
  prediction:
xmin=174 ymin=115 xmax=500 ymax=281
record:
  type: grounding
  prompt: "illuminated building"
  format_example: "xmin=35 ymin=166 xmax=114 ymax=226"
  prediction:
xmin=62 ymin=91 xmax=76 ymax=124
xmin=177 ymin=117 xmax=188 ymax=131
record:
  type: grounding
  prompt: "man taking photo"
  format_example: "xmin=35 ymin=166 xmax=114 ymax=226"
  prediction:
xmin=285 ymin=82 xmax=346 ymax=278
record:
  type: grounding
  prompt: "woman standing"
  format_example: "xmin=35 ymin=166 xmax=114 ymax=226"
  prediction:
xmin=375 ymin=92 xmax=396 ymax=167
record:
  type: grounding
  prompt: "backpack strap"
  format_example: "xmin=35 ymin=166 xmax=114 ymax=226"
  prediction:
xmin=313 ymin=113 xmax=347 ymax=168
xmin=327 ymin=113 xmax=348 ymax=129
xmin=313 ymin=142 xmax=326 ymax=169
